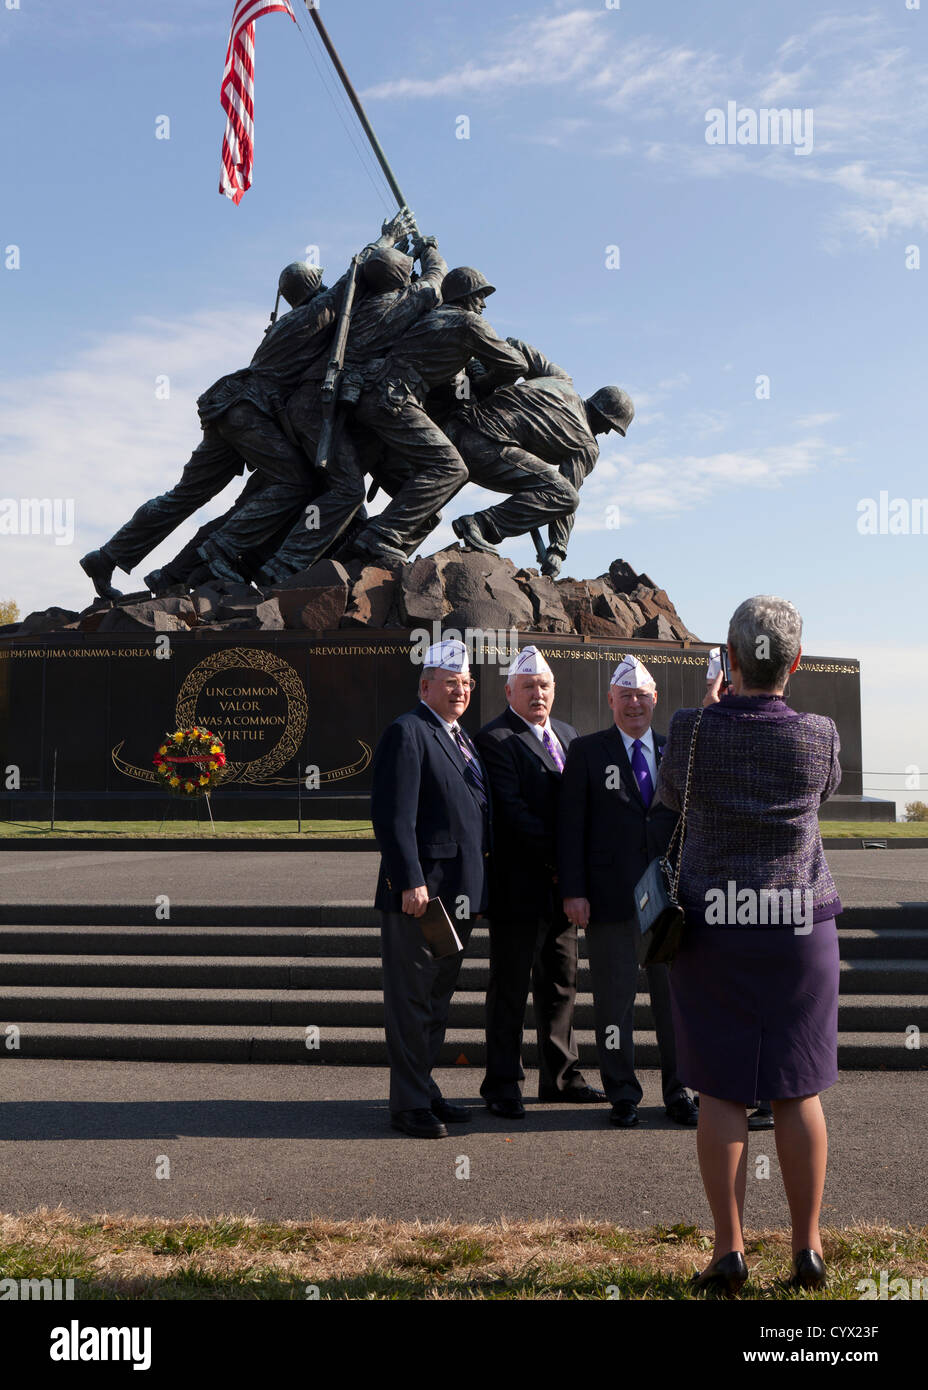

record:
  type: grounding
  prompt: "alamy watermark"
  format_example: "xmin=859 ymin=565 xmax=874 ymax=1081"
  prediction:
xmin=410 ymin=623 xmax=519 ymax=667
xmin=705 ymin=102 xmax=814 ymax=156
xmin=0 ymin=497 xmax=75 ymax=546
xmin=705 ymin=881 xmax=813 ymax=933
xmin=857 ymin=492 xmax=928 ymax=535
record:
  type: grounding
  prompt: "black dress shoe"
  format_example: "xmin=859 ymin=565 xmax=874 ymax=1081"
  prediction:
xmin=609 ymin=1101 xmax=639 ymax=1127
xmin=748 ymin=1105 xmax=775 ymax=1131
xmin=789 ymin=1248 xmax=826 ymax=1290
xmin=390 ymin=1108 xmax=447 ymax=1138
xmin=486 ymin=1099 xmax=526 ymax=1120
xmin=538 ymin=1084 xmax=607 ymax=1104
xmin=689 ymin=1251 xmax=749 ymax=1297
xmin=431 ymin=1098 xmax=472 ymax=1123
xmin=666 ymin=1096 xmax=699 ymax=1126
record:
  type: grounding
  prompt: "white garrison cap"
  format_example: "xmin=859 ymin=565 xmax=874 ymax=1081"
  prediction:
xmin=706 ymin=647 xmax=722 ymax=681
xmin=610 ymin=654 xmax=655 ymax=689
xmin=506 ymin=645 xmax=553 ymax=679
xmin=424 ymin=638 xmax=470 ymax=673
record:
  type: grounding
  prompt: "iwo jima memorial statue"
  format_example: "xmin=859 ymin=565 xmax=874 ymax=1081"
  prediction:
xmin=0 ymin=2 xmax=873 ymax=822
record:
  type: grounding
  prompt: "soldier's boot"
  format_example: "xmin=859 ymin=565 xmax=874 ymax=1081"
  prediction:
xmin=452 ymin=514 xmax=500 ymax=557
xmin=196 ymin=540 xmax=249 ymax=586
xmin=255 ymin=556 xmax=296 ymax=586
xmin=79 ymin=547 xmax=124 ymax=602
xmin=348 ymin=529 xmax=408 ymax=565
xmin=143 ymin=567 xmax=187 ymax=597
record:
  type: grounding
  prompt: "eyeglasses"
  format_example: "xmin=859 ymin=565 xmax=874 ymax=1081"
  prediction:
xmin=613 ymin=689 xmax=654 ymax=703
xmin=438 ymin=677 xmax=476 ymax=692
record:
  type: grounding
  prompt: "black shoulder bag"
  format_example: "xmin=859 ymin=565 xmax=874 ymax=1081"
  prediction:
xmin=633 ymin=708 xmax=703 ymax=966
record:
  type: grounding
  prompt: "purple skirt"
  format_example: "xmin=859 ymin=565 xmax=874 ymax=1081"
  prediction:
xmin=668 ymin=918 xmax=839 ymax=1104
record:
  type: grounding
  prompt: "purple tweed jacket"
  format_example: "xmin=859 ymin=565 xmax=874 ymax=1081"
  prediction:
xmin=655 ymin=694 xmax=842 ymax=926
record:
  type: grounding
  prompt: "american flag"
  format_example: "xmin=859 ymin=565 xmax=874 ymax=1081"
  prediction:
xmin=219 ymin=0 xmax=297 ymax=204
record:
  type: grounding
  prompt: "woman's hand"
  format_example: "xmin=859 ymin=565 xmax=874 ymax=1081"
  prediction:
xmin=703 ymin=672 xmax=725 ymax=706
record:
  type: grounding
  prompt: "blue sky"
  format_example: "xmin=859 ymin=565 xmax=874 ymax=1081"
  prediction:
xmin=2 ymin=0 xmax=926 ymax=812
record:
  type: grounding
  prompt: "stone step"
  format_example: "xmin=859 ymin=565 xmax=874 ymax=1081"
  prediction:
xmin=0 ymin=1024 xmax=923 ymax=1069
xmin=0 ymin=954 xmax=925 ymax=993
xmin=1 ymin=904 xmax=926 ymax=931
xmin=0 ymin=924 xmax=925 ymax=959
xmin=0 ymin=986 xmax=923 ymax=1033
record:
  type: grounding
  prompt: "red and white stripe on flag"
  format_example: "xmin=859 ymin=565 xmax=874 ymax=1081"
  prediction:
xmin=219 ymin=0 xmax=296 ymax=204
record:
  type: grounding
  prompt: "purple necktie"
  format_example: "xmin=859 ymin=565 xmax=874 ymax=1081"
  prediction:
xmin=630 ymin=738 xmax=654 ymax=807
xmin=542 ymin=728 xmax=565 ymax=772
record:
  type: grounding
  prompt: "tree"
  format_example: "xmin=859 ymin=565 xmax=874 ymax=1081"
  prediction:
xmin=904 ymin=801 xmax=928 ymax=822
xmin=0 ymin=599 xmax=18 ymax=625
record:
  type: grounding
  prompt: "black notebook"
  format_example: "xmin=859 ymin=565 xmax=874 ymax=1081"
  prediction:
xmin=416 ymin=898 xmax=464 ymax=958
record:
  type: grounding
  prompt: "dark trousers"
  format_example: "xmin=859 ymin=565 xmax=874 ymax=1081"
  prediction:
xmin=380 ymin=910 xmax=474 ymax=1114
xmin=267 ymin=396 xmax=368 ymax=572
xmin=103 ymin=403 xmax=311 ymax=574
xmin=448 ymin=421 xmax=580 ymax=544
xmin=586 ymin=917 xmax=689 ymax=1106
xmin=480 ymin=910 xmax=585 ymax=1100
xmin=352 ymin=392 xmax=467 ymax=548
xmin=195 ymin=404 xmax=315 ymax=562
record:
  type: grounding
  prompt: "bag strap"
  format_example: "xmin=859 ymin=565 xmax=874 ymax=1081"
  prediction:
xmin=663 ymin=707 xmax=704 ymax=902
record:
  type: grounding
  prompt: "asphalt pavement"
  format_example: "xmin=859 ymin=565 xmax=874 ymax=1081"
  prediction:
xmin=0 ymin=1062 xmax=925 ymax=1226
xmin=4 ymin=847 xmax=928 ymax=909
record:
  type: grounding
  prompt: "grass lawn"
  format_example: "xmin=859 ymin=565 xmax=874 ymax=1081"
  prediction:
xmin=2 ymin=818 xmax=921 ymax=840
xmin=0 ymin=1212 xmax=924 ymax=1300
xmin=820 ymin=821 xmax=919 ymax=838
xmin=0 ymin=819 xmax=375 ymax=839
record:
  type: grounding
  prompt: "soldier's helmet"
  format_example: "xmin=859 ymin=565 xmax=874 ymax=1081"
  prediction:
xmin=361 ymin=247 xmax=414 ymax=293
xmin=278 ymin=262 xmax=324 ymax=308
xmin=441 ymin=267 xmax=497 ymax=304
xmin=587 ymin=386 xmax=635 ymax=437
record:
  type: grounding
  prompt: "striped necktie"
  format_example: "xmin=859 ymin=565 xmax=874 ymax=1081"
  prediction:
xmin=451 ymin=723 xmax=488 ymax=809
xmin=542 ymin=727 xmax=565 ymax=772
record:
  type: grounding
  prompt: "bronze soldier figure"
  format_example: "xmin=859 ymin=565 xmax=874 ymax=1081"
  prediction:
xmin=343 ymin=267 xmax=527 ymax=564
xmin=447 ymin=340 xmax=634 ymax=577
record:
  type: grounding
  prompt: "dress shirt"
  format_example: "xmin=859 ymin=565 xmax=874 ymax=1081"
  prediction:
xmin=618 ymin=725 xmax=657 ymax=789
xmin=510 ymin=708 xmax=564 ymax=758
xmin=419 ymin=699 xmax=457 ymax=742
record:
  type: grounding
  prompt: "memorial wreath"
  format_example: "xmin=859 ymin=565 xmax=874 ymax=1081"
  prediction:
xmin=153 ymin=727 xmax=226 ymax=797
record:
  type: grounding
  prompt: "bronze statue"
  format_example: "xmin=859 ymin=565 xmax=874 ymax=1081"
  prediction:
xmin=448 ymin=341 xmax=634 ymax=577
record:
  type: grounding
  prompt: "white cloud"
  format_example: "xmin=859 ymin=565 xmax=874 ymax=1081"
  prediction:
xmin=1 ymin=308 xmax=267 ymax=617
xmin=363 ymin=8 xmax=608 ymax=100
xmin=572 ymin=436 xmax=843 ymax=529
xmin=795 ymin=412 xmax=839 ymax=429
xmin=364 ymin=3 xmax=928 ymax=247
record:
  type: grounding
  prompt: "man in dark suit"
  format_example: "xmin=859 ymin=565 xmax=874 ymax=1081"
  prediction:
xmin=558 ymin=655 xmax=697 ymax=1128
xmin=370 ymin=638 xmax=490 ymax=1138
xmin=475 ymin=646 xmax=605 ymax=1120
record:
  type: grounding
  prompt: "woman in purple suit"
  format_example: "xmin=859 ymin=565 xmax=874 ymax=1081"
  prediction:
xmin=656 ymin=595 xmax=841 ymax=1296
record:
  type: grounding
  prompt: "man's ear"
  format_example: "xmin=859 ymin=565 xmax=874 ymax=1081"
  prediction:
xmin=790 ymin=646 xmax=802 ymax=675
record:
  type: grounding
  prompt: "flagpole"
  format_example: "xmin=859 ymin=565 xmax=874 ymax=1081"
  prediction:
xmin=302 ymin=3 xmax=412 ymax=213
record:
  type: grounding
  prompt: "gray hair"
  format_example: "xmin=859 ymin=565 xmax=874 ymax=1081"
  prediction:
xmin=727 ymin=595 xmax=802 ymax=690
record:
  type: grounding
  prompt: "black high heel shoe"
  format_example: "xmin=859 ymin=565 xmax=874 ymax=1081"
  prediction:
xmin=689 ymin=1251 xmax=748 ymax=1297
xmin=789 ymin=1248 xmax=826 ymax=1291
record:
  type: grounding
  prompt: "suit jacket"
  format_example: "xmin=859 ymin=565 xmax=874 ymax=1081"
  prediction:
xmin=371 ymin=703 xmax=490 ymax=917
xmin=476 ymin=706 xmax=578 ymax=920
xmin=557 ymin=724 xmax=679 ymax=924
xmin=657 ymin=696 xmax=842 ymax=924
